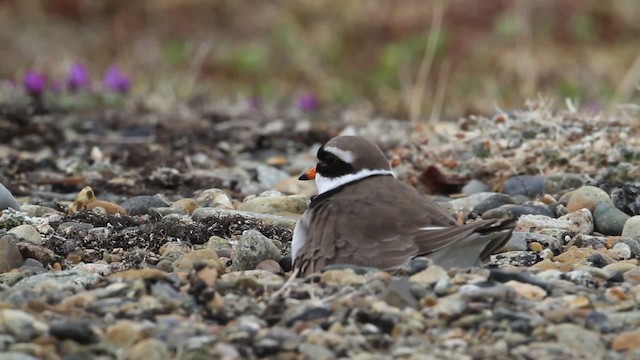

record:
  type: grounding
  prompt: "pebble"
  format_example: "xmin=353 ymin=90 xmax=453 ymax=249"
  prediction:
xmin=105 ymin=320 xmax=153 ymax=348
xmin=543 ymin=173 xmax=587 ymax=195
xmin=382 ymin=277 xmax=419 ymax=309
xmin=15 ymin=241 xmax=61 ymax=266
xmin=409 ymin=264 xmax=449 ymax=286
xmin=220 ymin=270 xmax=285 ymax=288
xmin=606 ymin=183 xmax=640 ymax=216
xmin=255 ymin=259 xmax=284 ymax=275
xmin=546 ymin=323 xmax=605 ymax=359
xmin=298 ymin=342 xmax=336 ymax=360
xmin=7 ymin=225 xmax=43 ymax=245
xmin=503 ymin=232 xmax=562 ymax=253
xmin=471 ymin=193 xmax=514 ymax=215
xmin=193 ymin=188 xmax=234 ymax=209
xmin=448 ymin=192 xmax=496 ymax=211
xmin=58 ymin=221 xmax=94 ymax=233
xmin=206 ymin=236 xmax=231 ymax=250
xmin=50 ymin=320 xmax=98 ymax=344
xmin=173 ymin=249 xmax=224 ymax=273
xmin=231 ymin=230 xmax=281 ymax=271
xmin=124 ymin=338 xmax=170 ymax=360
xmin=256 ymin=165 xmax=290 ymax=190
xmin=515 ymin=214 xmax=574 ymax=233
xmin=594 ymin=202 xmax=630 ymax=236
xmin=611 ymin=330 xmax=640 ymax=351
xmin=170 ymin=198 xmax=198 ymax=214
xmin=320 ymin=269 xmax=367 ymax=286
xmin=0 ymin=182 xmax=20 ymax=210
xmin=505 ymin=280 xmax=547 ymax=300
xmin=0 ymin=309 xmax=49 ymax=342
xmin=0 ymin=235 xmax=24 ymax=273
xmin=13 ymin=269 xmax=102 ymax=290
xmin=192 ymin=207 xmax=297 ymax=230
xmin=559 ymin=208 xmax=594 ymax=234
xmin=621 ymin=215 xmax=640 ymax=239
xmin=121 ymin=194 xmax=171 ymax=215
xmin=503 ymin=175 xmax=545 ymax=197
xmin=239 ymin=192 xmax=308 ymax=216
xmin=461 ymin=179 xmax=490 ymax=194
xmin=482 ymin=204 xmax=553 ymax=220
xmin=20 ymin=204 xmax=62 ymax=217
xmin=566 ymin=185 xmax=612 ymax=212
xmin=611 ymin=242 xmax=632 ymax=259
xmin=603 ymin=262 xmax=638 ymax=276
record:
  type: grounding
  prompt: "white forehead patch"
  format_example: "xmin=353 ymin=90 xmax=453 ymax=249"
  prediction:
xmin=323 ymin=146 xmax=355 ymax=164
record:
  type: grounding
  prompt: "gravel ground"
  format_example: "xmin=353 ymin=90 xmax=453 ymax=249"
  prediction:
xmin=2 ymin=100 xmax=640 ymax=359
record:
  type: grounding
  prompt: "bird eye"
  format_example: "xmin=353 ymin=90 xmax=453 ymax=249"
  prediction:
xmin=323 ymin=154 xmax=338 ymax=165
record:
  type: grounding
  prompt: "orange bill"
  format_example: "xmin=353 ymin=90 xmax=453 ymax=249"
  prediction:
xmin=298 ymin=166 xmax=317 ymax=180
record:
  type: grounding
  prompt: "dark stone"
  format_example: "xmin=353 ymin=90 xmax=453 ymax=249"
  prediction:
xmin=503 ymin=175 xmax=545 ymax=198
xmin=121 ymin=195 xmax=171 ymax=216
xmin=482 ymin=204 xmax=553 ymax=220
xmin=472 ymin=194 xmax=515 ymax=215
xmin=50 ymin=320 xmax=99 ymax=344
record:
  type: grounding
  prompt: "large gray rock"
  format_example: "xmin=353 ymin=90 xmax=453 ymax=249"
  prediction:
xmin=231 ymin=230 xmax=281 ymax=271
xmin=0 ymin=182 xmax=20 ymax=211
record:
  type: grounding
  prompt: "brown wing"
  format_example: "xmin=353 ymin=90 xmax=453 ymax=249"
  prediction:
xmin=295 ymin=176 xmax=469 ymax=275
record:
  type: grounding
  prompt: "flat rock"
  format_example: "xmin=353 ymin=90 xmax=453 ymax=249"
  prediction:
xmin=7 ymin=224 xmax=43 ymax=245
xmin=239 ymin=192 xmax=308 ymax=215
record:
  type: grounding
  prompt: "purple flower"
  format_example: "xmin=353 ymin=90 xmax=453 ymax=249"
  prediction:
xmin=23 ymin=71 xmax=46 ymax=96
xmin=296 ymin=92 xmax=320 ymax=112
xmin=67 ymin=63 xmax=90 ymax=91
xmin=103 ymin=65 xmax=131 ymax=94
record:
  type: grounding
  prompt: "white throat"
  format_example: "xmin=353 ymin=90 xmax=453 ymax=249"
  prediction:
xmin=315 ymin=168 xmax=395 ymax=194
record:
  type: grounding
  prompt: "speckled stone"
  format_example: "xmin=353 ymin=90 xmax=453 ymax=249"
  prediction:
xmin=231 ymin=230 xmax=281 ymax=271
xmin=543 ymin=173 xmax=588 ymax=195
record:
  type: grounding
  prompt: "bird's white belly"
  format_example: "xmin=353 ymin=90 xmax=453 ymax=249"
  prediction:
xmin=291 ymin=218 xmax=308 ymax=262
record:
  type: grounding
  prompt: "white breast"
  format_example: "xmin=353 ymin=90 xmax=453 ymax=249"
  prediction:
xmin=291 ymin=215 xmax=309 ymax=263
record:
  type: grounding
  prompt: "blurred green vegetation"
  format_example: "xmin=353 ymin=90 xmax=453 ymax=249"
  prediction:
xmin=0 ymin=0 xmax=639 ymax=118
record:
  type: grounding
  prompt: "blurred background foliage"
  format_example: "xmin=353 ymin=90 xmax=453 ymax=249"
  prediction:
xmin=1 ymin=0 xmax=639 ymax=119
